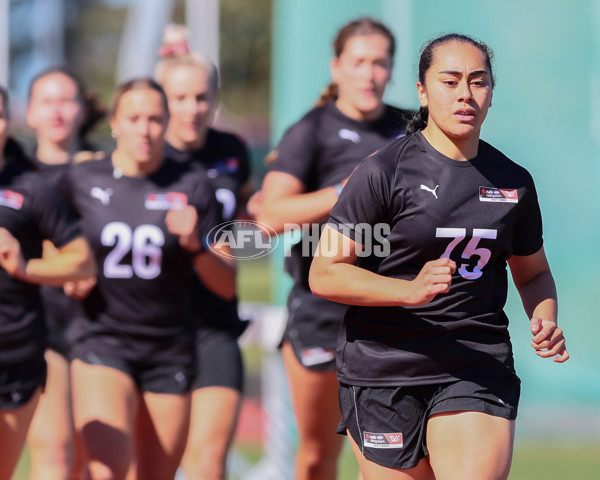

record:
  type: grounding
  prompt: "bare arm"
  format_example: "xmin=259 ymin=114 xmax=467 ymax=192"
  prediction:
xmin=508 ymin=246 xmax=569 ymax=363
xmin=256 ymin=171 xmax=341 ymax=233
xmin=192 ymin=245 xmax=236 ymax=301
xmin=0 ymin=229 xmax=96 ymax=286
xmin=165 ymin=206 xmax=236 ymax=301
xmin=309 ymin=225 xmax=456 ymax=307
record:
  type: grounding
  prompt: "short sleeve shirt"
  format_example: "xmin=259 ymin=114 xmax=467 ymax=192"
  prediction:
xmin=60 ymin=157 xmax=222 ymax=361
xmin=328 ymin=132 xmax=543 ymax=386
xmin=0 ymin=161 xmax=81 ymax=363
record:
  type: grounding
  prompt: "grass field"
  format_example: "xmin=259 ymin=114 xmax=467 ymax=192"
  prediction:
xmin=12 ymin=439 xmax=600 ymax=479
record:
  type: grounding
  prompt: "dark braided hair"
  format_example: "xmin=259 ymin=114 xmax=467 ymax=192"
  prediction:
xmin=406 ymin=33 xmax=495 ymax=134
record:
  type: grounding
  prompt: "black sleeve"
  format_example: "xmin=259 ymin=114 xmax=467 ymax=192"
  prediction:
xmin=188 ymin=170 xmax=223 ymax=246
xmin=28 ymin=174 xmax=82 ymax=248
xmin=512 ymin=173 xmax=544 ymax=256
xmin=232 ymin=134 xmax=251 ymax=187
xmin=328 ymin=149 xmax=395 ymax=245
xmin=54 ymin=164 xmax=78 ymax=216
xmin=270 ymin=111 xmax=319 ymax=184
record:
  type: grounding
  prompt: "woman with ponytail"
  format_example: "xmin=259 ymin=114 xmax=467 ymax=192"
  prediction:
xmin=253 ymin=17 xmax=411 ymax=479
xmin=25 ymin=66 xmax=104 ymax=480
xmin=0 ymin=85 xmax=95 ymax=480
xmin=310 ymin=33 xmax=569 ymax=479
xmin=155 ymin=24 xmax=252 ymax=480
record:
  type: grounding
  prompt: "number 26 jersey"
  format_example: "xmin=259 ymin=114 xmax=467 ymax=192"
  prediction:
xmin=60 ymin=156 xmax=222 ymax=354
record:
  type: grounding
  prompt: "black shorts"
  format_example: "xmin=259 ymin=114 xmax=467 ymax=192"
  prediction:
xmin=283 ymin=288 xmax=347 ymax=372
xmin=73 ymin=350 xmax=194 ymax=395
xmin=0 ymin=355 xmax=47 ymax=409
xmin=193 ymin=326 xmax=244 ymax=392
xmin=41 ymin=286 xmax=71 ymax=357
xmin=338 ymin=378 xmax=520 ymax=469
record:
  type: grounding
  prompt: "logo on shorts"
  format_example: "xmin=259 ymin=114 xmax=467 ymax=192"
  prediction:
xmin=479 ymin=186 xmax=518 ymax=203
xmin=363 ymin=431 xmax=404 ymax=449
xmin=300 ymin=347 xmax=335 ymax=367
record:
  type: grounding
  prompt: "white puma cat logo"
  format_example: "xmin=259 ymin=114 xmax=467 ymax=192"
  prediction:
xmin=338 ymin=128 xmax=361 ymax=144
xmin=91 ymin=187 xmax=114 ymax=206
xmin=420 ymin=184 xmax=439 ymax=199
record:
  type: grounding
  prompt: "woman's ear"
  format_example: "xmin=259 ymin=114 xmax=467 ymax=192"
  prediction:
xmin=330 ymin=57 xmax=340 ymax=85
xmin=416 ymin=82 xmax=428 ymax=108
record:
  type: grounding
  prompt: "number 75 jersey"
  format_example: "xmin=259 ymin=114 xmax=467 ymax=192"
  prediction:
xmin=60 ymin=156 xmax=222 ymax=337
xmin=328 ymin=132 xmax=544 ymax=385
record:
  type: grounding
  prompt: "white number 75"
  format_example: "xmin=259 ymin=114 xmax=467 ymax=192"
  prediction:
xmin=436 ymin=228 xmax=497 ymax=280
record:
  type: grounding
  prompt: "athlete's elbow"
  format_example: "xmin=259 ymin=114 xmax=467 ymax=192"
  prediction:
xmin=308 ymin=263 xmax=332 ymax=300
xmin=255 ymin=209 xmax=286 ymax=234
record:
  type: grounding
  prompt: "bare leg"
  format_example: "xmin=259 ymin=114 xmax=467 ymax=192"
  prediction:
xmin=71 ymin=360 xmax=138 ymax=480
xmin=281 ymin=341 xmax=344 ymax=480
xmin=134 ymin=391 xmax=191 ymax=480
xmin=0 ymin=387 xmax=42 ymax=480
xmin=27 ymin=349 xmax=74 ymax=480
xmin=427 ymin=411 xmax=515 ymax=480
xmin=180 ymin=386 xmax=242 ymax=480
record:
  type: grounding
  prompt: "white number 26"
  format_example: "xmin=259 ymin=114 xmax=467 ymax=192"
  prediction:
xmin=436 ymin=228 xmax=497 ymax=280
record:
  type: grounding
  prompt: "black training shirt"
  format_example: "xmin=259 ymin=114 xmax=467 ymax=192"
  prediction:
xmin=164 ymin=129 xmax=250 ymax=333
xmin=60 ymin=156 xmax=222 ymax=360
xmin=329 ymin=132 xmax=543 ymax=386
xmin=0 ymin=161 xmax=81 ymax=363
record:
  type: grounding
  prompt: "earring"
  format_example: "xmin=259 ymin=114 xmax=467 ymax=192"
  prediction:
xmin=111 ymin=129 xmax=119 ymax=139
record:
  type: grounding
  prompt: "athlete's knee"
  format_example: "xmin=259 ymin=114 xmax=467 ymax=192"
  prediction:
xmin=27 ymin=435 xmax=73 ymax=466
xmin=182 ymin=447 xmax=227 ymax=480
xmin=297 ymin=442 xmax=341 ymax=477
xmin=86 ymin=459 xmax=130 ymax=480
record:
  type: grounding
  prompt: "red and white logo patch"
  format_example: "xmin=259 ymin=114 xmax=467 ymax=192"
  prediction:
xmin=145 ymin=192 xmax=188 ymax=210
xmin=0 ymin=190 xmax=24 ymax=210
xmin=300 ymin=347 xmax=335 ymax=367
xmin=363 ymin=431 xmax=404 ymax=449
xmin=479 ymin=186 xmax=518 ymax=203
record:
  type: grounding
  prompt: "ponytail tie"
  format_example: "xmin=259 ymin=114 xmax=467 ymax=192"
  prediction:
xmin=157 ymin=40 xmax=190 ymax=58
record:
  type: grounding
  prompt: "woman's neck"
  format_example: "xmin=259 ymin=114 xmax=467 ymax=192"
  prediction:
xmin=421 ymin=124 xmax=480 ymax=161
xmin=111 ymin=150 xmax=162 ymax=178
xmin=36 ymin=138 xmax=80 ymax=165
xmin=335 ymin=98 xmax=385 ymax=122
xmin=165 ymin=129 xmax=206 ymax=152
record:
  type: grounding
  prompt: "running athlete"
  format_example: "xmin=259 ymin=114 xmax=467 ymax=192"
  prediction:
xmin=25 ymin=65 xmax=105 ymax=480
xmin=254 ymin=17 xmax=411 ymax=479
xmin=309 ymin=34 xmax=569 ymax=480
xmin=155 ymin=25 xmax=252 ymax=480
xmin=0 ymin=85 xmax=95 ymax=480
xmin=60 ymin=78 xmax=235 ymax=480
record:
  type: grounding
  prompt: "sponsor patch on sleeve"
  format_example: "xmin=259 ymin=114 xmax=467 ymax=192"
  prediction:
xmin=363 ymin=432 xmax=404 ymax=449
xmin=479 ymin=186 xmax=518 ymax=203
xmin=0 ymin=190 xmax=24 ymax=209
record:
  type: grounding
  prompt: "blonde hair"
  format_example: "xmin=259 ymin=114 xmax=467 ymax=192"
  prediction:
xmin=154 ymin=23 xmax=219 ymax=94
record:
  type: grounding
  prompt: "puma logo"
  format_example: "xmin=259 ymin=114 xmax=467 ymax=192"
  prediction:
xmin=338 ymin=128 xmax=361 ymax=144
xmin=91 ymin=187 xmax=114 ymax=206
xmin=420 ymin=184 xmax=439 ymax=199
